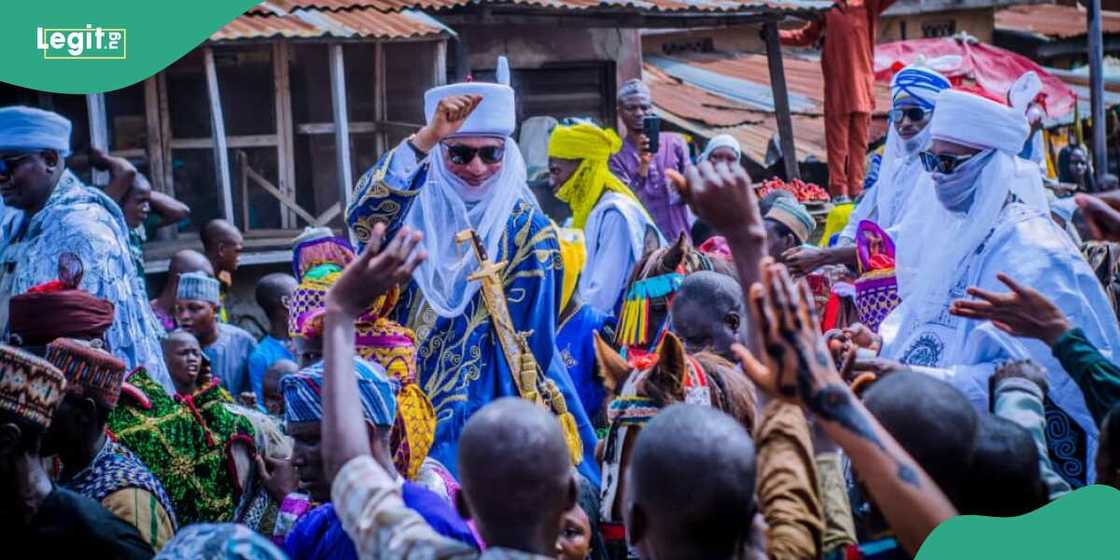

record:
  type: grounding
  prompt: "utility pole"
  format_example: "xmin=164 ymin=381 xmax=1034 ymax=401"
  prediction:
xmin=1088 ymin=0 xmax=1108 ymax=184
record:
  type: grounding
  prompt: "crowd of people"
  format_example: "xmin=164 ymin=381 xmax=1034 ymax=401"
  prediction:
xmin=2 ymin=52 xmax=1120 ymax=560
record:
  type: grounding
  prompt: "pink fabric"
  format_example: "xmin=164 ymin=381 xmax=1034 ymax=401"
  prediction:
xmin=874 ymin=38 xmax=1076 ymax=118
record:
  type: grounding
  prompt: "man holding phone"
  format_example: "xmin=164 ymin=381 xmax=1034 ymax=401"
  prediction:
xmin=609 ymin=79 xmax=694 ymax=243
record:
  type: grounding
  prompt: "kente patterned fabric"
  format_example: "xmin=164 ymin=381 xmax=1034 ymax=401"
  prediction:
xmin=45 ymin=337 xmax=127 ymax=409
xmin=0 ymin=343 xmax=66 ymax=429
xmin=281 ymin=358 xmax=398 ymax=427
xmin=0 ymin=170 xmax=171 ymax=392
xmin=65 ymin=438 xmax=179 ymax=530
xmin=347 ymin=141 xmax=601 ymax=485
xmin=852 ymin=221 xmax=900 ymax=333
xmin=108 ymin=368 xmax=257 ymax=525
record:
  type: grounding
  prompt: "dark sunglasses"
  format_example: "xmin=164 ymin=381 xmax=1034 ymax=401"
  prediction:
xmin=888 ymin=107 xmax=930 ymax=123
xmin=919 ymin=151 xmax=977 ymax=174
xmin=0 ymin=153 xmax=35 ymax=176
xmin=444 ymin=143 xmax=505 ymax=165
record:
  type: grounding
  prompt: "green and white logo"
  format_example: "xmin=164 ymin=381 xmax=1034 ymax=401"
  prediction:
xmin=36 ymin=25 xmax=126 ymax=59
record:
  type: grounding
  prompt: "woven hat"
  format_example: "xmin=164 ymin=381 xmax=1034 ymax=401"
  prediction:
xmin=45 ymin=338 xmax=127 ymax=409
xmin=177 ymin=271 xmax=220 ymax=305
xmin=0 ymin=344 xmax=66 ymax=429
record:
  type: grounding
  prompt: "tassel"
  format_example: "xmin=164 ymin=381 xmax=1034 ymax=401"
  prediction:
xmin=559 ymin=411 xmax=583 ymax=466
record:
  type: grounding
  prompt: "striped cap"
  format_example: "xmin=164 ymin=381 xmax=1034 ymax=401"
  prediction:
xmin=281 ymin=358 xmax=398 ymax=427
xmin=177 ymin=271 xmax=220 ymax=305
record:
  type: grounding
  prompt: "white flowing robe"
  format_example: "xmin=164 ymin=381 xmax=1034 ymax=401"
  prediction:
xmin=579 ymin=192 xmax=661 ymax=314
xmin=880 ymin=200 xmax=1119 ymax=483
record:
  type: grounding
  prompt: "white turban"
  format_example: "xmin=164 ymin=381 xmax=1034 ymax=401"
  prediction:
xmin=423 ymin=57 xmax=515 ymax=138
xmin=929 ymin=90 xmax=1029 ymax=155
xmin=890 ymin=65 xmax=951 ymax=110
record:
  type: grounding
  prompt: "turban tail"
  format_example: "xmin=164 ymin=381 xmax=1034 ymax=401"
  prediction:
xmin=549 ymin=123 xmax=644 ymax=229
xmin=557 ymin=228 xmax=587 ymax=313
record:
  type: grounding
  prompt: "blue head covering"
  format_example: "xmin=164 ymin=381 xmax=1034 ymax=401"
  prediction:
xmin=0 ymin=106 xmax=72 ymax=157
xmin=155 ymin=523 xmax=285 ymax=560
xmin=281 ymin=358 xmax=398 ymax=426
xmin=176 ymin=271 xmax=221 ymax=305
xmin=890 ymin=65 xmax=952 ymax=111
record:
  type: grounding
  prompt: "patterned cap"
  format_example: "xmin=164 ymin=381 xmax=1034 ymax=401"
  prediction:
xmin=45 ymin=338 xmax=127 ymax=410
xmin=766 ymin=197 xmax=816 ymax=245
xmin=177 ymin=271 xmax=221 ymax=305
xmin=0 ymin=344 xmax=66 ymax=429
xmin=281 ymin=358 xmax=398 ymax=427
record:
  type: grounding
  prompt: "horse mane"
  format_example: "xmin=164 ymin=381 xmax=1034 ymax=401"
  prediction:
xmin=693 ymin=351 xmax=758 ymax=437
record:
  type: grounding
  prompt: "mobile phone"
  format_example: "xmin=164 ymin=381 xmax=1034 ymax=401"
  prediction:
xmin=642 ymin=115 xmax=661 ymax=155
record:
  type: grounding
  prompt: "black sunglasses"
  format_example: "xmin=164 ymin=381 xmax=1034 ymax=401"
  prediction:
xmin=443 ymin=143 xmax=505 ymax=165
xmin=919 ymin=151 xmax=977 ymax=174
xmin=0 ymin=153 xmax=35 ymax=177
xmin=888 ymin=107 xmax=930 ymax=123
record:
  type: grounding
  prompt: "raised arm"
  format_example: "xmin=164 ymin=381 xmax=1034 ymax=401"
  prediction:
xmin=779 ymin=17 xmax=825 ymax=47
xmin=683 ymin=161 xmax=768 ymax=355
xmin=322 ymin=223 xmax=426 ymax=480
xmin=733 ymin=262 xmax=956 ymax=556
xmin=148 ymin=190 xmax=191 ymax=227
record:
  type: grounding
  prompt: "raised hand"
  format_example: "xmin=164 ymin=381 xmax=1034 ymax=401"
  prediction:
xmin=89 ymin=147 xmax=137 ymax=203
xmin=413 ymin=95 xmax=484 ymax=152
xmin=949 ymin=272 xmax=1071 ymax=346
xmin=683 ymin=161 xmax=763 ymax=241
xmin=325 ymin=223 xmax=426 ymax=319
xmin=1075 ymin=193 xmax=1120 ymax=242
xmin=733 ymin=260 xmax=844 ymax=406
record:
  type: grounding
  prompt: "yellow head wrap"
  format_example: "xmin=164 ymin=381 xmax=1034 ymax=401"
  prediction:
xmin=548 ymin=123 xmax=643 ymax=229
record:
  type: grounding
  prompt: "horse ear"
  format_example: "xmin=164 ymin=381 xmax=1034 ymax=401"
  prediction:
xmin=654 ymin=332 xmax=689 ymax=390
xmin=661 ymin=233 xmax=688 ymax=271
xmin=594 ymin=332 xmax=630 ymax=394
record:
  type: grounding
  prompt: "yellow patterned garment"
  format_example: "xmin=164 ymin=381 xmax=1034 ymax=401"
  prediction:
xmin=102 ymin=488 xmax=176 ymax=552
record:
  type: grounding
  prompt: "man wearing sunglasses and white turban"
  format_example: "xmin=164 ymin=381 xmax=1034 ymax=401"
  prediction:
xmin=860 ymin=90 xmax=1120 ymax=488
xmin=785 ymin=64 xmax=951 ymax=276
xmin=346 ymin=58 xmax=600 ymax=485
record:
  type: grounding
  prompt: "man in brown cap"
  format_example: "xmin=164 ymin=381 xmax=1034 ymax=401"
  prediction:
xmin=0 ymin=344 xmax=153 ymax=558
xmin=42 ymin=338 xmax=178 ymax=552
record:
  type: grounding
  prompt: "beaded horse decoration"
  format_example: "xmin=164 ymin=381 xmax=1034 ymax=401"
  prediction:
xmin=614 ymin=234 xmax=732 ymax=360
xmin=592 ymin=331 xmax=757 ymax=555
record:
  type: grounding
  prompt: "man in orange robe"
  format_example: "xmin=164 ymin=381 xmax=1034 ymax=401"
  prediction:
xmin=781 ymin=0 xmax=896 ymax=200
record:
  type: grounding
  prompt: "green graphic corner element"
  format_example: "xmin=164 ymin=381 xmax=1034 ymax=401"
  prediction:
xmin=917 ymin=484 xmax=1120 ymax=559
xmin=3 ymin=0 xmax=262 ymax=94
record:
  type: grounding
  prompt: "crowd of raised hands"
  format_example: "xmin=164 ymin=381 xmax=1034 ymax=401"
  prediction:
xmin=311 ymin=160 xmax=1120 ymax=556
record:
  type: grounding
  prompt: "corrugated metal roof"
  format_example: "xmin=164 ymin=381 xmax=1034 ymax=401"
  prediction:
xmin=250 ymin=0 xmax=828 ymax=15
xmin=647 ymin=51 xmax=890 ymax=164
xmin=211 ymin=4 xmax=453 ymax=40
xmin=995 ymin=4 xmax=1120 ymax=40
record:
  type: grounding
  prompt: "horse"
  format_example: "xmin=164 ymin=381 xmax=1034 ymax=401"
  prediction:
xmin=614 ymin=233 xmax=736 ymax=356
xmin=592 ymin=330 xmax=757 ymax=557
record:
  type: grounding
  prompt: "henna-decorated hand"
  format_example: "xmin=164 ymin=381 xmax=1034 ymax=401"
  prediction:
xmin=732 ymin=260 xmax=843 ymax=405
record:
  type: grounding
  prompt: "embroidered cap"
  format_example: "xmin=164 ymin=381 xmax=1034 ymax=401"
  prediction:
xmin=45 ymin=338 xmax=128 ymax=410
xmin=176 ymin=271 xmax=221 ymax=305
xmin=0 ymin=344 xmax=66 ymax=429
xmin=424 ymin=57 xmax=516 ymax=138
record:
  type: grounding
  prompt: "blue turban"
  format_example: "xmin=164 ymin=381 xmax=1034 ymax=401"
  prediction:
xmin=0 ymin=106 xmax=72 ymax=157
xmin=890 ymin=66 xmax=951 ymax=111
xmin=281 ymin=357 xmax=398 ymax=427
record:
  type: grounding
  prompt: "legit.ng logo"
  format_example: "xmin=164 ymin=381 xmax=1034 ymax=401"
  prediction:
xmin=36 ymin=25 xmax=126 ymax=60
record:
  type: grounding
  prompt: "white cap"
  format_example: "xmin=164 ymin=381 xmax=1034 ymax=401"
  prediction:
xmin=424 ymin=56 xmax=516 ymax=138
xmin=930 ymin=89 xmax=1029 ymax=155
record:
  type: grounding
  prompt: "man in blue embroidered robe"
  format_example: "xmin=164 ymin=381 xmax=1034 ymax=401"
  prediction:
xmin=346 ymin=61 xmax=599 ymax=484
xmin=0 ymin=107 xmax=171 ymax=392
xmin=876 ymin=90 xmax=1120 ymax=488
